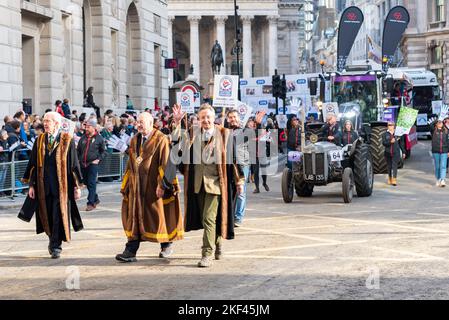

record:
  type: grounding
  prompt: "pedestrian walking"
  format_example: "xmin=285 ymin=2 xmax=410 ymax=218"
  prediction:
xmin=172 ymin=104 xmax=244 ymax=268
xmin=76 ymin=118 xmax=106 ymax=211
xmin=226 ymin=109 xmax=251 ymax=227
xmin=287 ymin=116 xmax=301 ymax=169
xmin=19 ymin=112 xmax=83 ymax=259
xmin=115 ymin=112 xmax=183 ymax=263
xmin=382 ymin=121 xmax=406 ymax=186
xmin=431 ymin=119 xmax=449 ymax=187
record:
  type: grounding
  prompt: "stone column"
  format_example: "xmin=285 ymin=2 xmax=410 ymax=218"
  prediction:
xmin=188 ymin=15 xmax=201 ymax=83
xmin=168 ymin=15 xmax=175 ymax=86
xmin=267 ymin=15 xmax=279 ymax=76
xmin=214 ymin=16 xmax=228 ymax=75
xmin=242 ymin=15 xmax=254 ymax=79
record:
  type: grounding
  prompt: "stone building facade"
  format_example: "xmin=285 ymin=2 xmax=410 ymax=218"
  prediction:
xmin=0 ymin=0 xmax=169 ymax=120
xmin=403 ymin=0 xmax=449 ymax=98
xmin=167 ymin=0 xmax=304 ymax=89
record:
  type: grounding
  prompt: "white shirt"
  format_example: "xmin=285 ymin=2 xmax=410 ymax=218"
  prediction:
xmin=202 ymin=127 xmax=215 ymax=141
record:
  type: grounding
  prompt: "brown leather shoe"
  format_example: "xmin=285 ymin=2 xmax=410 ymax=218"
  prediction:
xmin=85 ymin=205 xmax=95 ymax=212
xmin=392 ymin=178 xmax=397 ymax=186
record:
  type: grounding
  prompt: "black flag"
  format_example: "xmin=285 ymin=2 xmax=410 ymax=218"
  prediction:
xmin=382 ymin=6 xmax=410 ymax=72
xmin=337 ymin=6 xmax=364 ymax=72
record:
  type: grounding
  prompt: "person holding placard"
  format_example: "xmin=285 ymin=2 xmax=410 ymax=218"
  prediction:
xmin=431 ymin=119 xmax=449 ymax=187
xmin=382 ymin=121 xmax=406 ymax=186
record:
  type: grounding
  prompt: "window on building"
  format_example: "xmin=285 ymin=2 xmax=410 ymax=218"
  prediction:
xmin=431 ymin=44 xmax=443 ymax=64
xmin=436 ymin=0 xmax=446 ymax=22
xmin=154 ymin=14 xmax=161 ymax=35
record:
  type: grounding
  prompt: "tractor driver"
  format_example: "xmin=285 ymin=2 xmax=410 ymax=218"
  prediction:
xmin=319 ymin=113 xmax=341 ymax=145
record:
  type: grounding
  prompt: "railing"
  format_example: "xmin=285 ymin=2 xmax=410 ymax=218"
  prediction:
xmin=0 ymin=150 xmax=129 ymax=199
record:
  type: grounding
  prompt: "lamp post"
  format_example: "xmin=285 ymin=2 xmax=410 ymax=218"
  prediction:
xmin=234 ymin=0 xmax=241 ymax=100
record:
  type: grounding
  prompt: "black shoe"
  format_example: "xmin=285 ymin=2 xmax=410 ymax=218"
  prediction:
xmin=48 ymin=247 xmax=61 ymax=259
xmin=263 ymin=184 xmax=270 ymax=192
xmin=115 ymin=250 xmax=137 ymax=263
xmin=93 ymin=199 xmax=100 ymax=208
xmin=253 ymin=188 xmax=260 ymax=194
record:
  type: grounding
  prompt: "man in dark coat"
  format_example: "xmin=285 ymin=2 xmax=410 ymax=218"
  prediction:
xmin=172 ymin=104 xmax=244 ymax=268
xmin=319 ymin=113 xmax=341 ymax=145
xmin=19 ymin=112 xmax=84 ymax=259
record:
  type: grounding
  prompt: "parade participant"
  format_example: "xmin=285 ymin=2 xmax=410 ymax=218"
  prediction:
xmin=77 ymin=118 xmax=106 ymax=211
xmin=19 ymin=112 xmax=83 ymax=259
xmin=341 ymin=120 xmax=359 ymax=146
xmin=247 ymin=113 xmax=268 ymax=193
xmin=382 ymin=121 xmax=406 ymax=186
xmin=172 ymin=104 xmax=244 ymax=268
xmin=319 ymin=113 xmax=341 ymax=145
xmin=287 ymin=116 xmax=301 ymax=170
xmin=115 ymin=112 xmax=183 ymax=263
xmin=431 ymin=119 xmax=449 ymax=187
xmin=226 ymin=109 xmax=251 ymax=227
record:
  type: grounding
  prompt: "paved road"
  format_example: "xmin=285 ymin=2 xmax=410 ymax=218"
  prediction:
xmin=1 ymin=141 xmax=449 ymax=300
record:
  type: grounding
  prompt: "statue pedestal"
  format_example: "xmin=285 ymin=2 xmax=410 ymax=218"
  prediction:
xmin=208 ymin=78 xmax=215 ymax=99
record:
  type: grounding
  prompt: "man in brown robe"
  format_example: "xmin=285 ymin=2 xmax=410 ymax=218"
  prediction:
xmin=19 ymin=112 xmax=83 ymax=259
xmin=172 ymin=104 xmax=244 ymax=268
xmin=116 ymin=112 xmax=184 ymax=262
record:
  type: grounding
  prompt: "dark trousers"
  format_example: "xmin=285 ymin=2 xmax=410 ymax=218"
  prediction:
xmin=251 ymin=162 xmax=267 ymax=189
xmin=385 ymin=153 xmax=399 ymax=178
xmin=126 ymin=239 xmax=172 ymax=254
xmin=46 ymin=196 xmax=64 ymax=252
xmin=82 ymin=164 xmax=99 ymax=206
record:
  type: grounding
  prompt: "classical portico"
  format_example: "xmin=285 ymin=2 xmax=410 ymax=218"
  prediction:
xmin=167 ymin=0 xmax=300 ymax=89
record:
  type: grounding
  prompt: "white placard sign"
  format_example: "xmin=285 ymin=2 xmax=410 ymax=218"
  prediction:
xmin=213 ymin=75 xmax=239 ymax=108
xmin=322 ymin=102 xmax=339 ymax=120
xmin=276 ymin=115 xmax=288 ymax=129
xmin=107 ymin=135 xmax=129 ymax=153
xmin=61 ymin=118 xmax=76 ymax=136
xmin=432 ymin=101 xmax=443 ymax=115
xmin=236 ymin=101 xmax=253 ymax=128
xmin=177 ymin=91 xmax=195 ymax=113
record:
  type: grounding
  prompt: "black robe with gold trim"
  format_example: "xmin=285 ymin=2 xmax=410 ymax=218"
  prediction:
xmin=18 ymin=132 xmax=84 ymax=241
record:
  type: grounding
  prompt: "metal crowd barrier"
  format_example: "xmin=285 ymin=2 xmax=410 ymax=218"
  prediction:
xmin=0 ymin=150 xmax=130 ymax=199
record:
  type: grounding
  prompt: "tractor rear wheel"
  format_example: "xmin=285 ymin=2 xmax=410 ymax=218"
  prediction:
xmin=353 ymin=143 xmax=374 ymax=197
xmin=370 ymin=126 xmax=388 ymax=174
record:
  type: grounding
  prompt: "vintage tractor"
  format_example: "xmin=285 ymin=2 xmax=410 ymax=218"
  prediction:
xmin=281 ymin=135 xmax=374 ymax=204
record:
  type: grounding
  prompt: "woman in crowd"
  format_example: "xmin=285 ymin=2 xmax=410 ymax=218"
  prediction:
xmin=431 ymin=119 xmax=449 ymax=187
xmin=341 ymin=120 xmax=359 ymax=146
xmin=382 ymin=121 xmax=406 ymax=186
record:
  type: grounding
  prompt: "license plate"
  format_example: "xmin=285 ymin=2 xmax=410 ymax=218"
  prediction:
xmin=329 ymin=150 xmax=344 ymax=162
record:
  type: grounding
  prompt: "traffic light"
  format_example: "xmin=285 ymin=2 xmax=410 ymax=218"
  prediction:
xmin=272 ymin=74 xmax=281 ymax=98
xmin=280 ymin=75 xmax=287 ymax=100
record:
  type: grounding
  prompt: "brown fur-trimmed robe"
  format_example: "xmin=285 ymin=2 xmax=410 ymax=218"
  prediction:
xmin=177 ymin=124 xmax=244 ymax=240
xmin=19 ymin=132 xmax=84 ymax=241
xmin=121 ymin=130 xmax=184 ymax=243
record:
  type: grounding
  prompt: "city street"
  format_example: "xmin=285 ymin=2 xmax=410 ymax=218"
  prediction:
xmin=1 ymin=140 xmax=449 ymax=300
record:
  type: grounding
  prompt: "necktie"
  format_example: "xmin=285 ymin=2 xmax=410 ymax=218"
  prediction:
xmin=49 ymin=135 xmax=54 ymax=150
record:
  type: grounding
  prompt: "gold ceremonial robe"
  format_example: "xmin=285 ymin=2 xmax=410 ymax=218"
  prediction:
xmin=121 ymin=130 xmax=184 ymax=243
